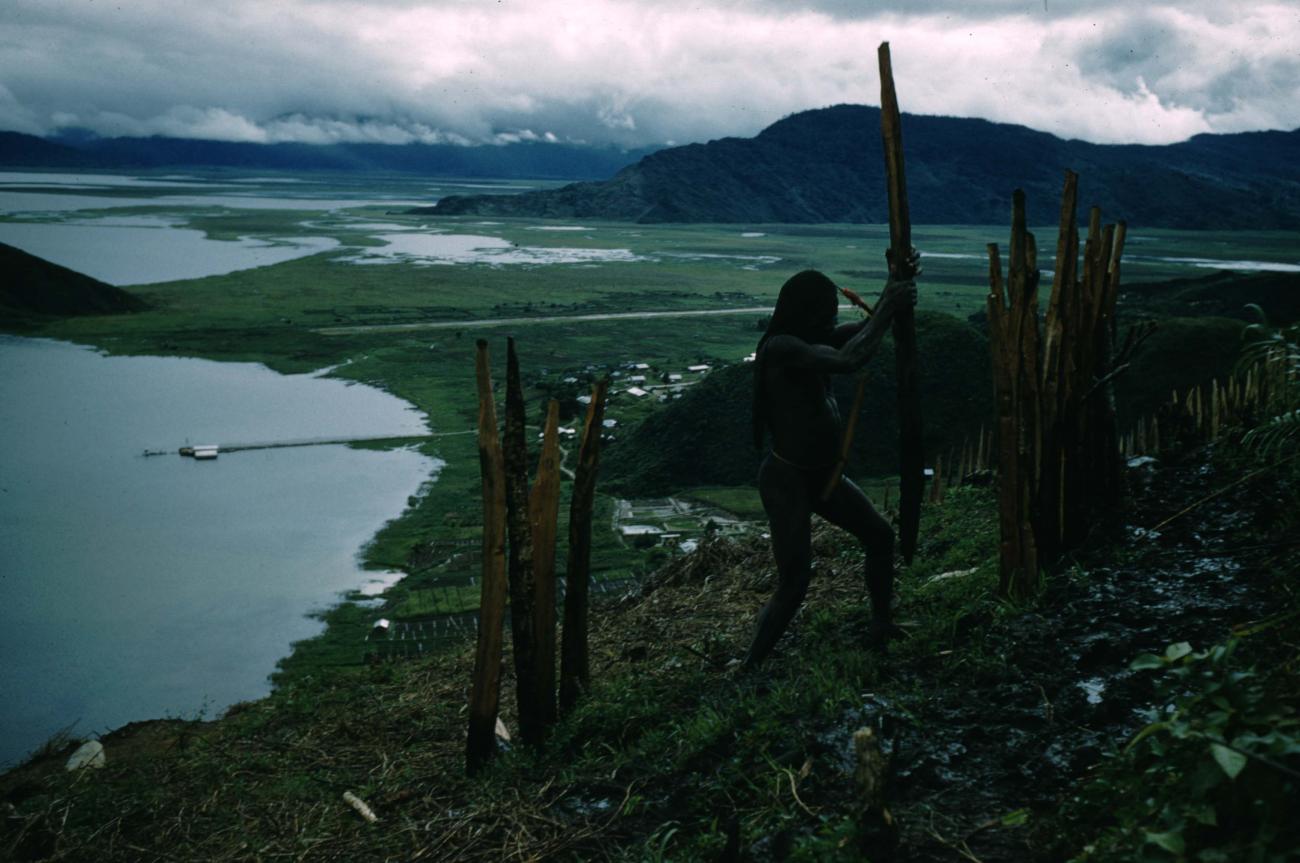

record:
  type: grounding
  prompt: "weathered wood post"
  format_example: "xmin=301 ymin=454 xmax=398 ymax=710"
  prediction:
xmin=987 ymin=190 xmax=1040 ymax=596
xmin=529 ymin=399 xmax=562 ymax=729
xmin=878 ymin=41 xmax=924 ymax=565
xmin=987 ymin=172 xmax=1129 ymax=596
xmin=560 ymin=379 xmax=609 ymax=713
xmin=467 ymin=339 xmax=508 ymax=775
xmin=502 ymin=337 xmax=543 ymax=745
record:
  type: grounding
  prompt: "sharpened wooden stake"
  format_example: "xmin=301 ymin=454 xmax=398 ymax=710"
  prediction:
xmin=467 ymin=339 xmax=508 ymax=775
xmin=530 ymin=399 xmax=562 ymax=728
xmin=560 ymin=379 xmax=609 ymax=713
xmin=502 ymin=338 xmax=542 ymax=746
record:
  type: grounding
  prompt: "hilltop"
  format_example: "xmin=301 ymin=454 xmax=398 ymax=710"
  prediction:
xmin=0 ymin=243 xmax=149 ymax=323
xmin=424 ymin=104 xmax=1300 ymax=228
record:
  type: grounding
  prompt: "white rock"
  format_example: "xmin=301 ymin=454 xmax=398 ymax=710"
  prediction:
xmin=65 ymin=740 xmax=105 ymax=771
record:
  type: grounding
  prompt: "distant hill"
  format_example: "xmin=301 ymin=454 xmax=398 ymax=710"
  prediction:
xmin=0 ymin=132 xmax=93 ymax=168
xmin=425 ymin=105 xmax=1300 ymax=228
xmin=0 ymin=243 xmax=149 ymax=321
xmin=603 ymin=311 xmax=992 ymax=495
xmin=0 ymin=131 xmax=657 ymax=181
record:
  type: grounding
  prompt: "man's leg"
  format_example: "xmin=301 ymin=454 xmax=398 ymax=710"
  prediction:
xmin=815 ymin=477 xmax=904 ymax=646
xmin=744 ymin=456 xmax=813 ymax=668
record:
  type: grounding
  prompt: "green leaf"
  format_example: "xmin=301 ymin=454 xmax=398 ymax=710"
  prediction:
xmin=1000 ymin=808 xmax=1029 ymax=827
xmin=1132 ymin=654 xmax=1166 ymax=671
xmin=1210 ymin=743 xmax=1247 ymax=779
xmin=1165 ymin=642 xmax=1193 ymax=662
xmin=1146 ymin=829 xmax=1186 ymax=855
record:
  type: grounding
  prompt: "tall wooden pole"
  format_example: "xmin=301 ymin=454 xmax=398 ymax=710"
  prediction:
xmin=560 ymin=379 xmax=608 ymax=713
xmin=467 ymin=340 xmax=508 ymax=775
xmin=502 ymin=338 xmax=542 ymax=746
xmin=878 ymin=41 xmax=924 ymax=565
xmin=529 ymin=399 xmax=562 ymax=729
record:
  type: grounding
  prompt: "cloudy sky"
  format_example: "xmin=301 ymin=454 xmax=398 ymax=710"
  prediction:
xmin=1 ymin=0 xmax=1297 ymax=149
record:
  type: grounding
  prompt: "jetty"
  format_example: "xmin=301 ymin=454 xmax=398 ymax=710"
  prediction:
xmin=142 ymin=433 xmax=453 ymax=459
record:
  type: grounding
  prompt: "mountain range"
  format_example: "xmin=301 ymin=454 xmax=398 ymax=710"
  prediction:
xmin=424 ymin=105 xmax=1300 ymax=228
xmin=0 ymin=131 xmax=656 ymax=181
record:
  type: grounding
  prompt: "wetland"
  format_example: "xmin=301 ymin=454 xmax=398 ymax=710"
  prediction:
xmin=2 ymin=166 xmax=1298 ymax=771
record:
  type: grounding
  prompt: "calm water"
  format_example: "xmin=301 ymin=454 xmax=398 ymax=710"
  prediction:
xmin=0 ymin=337 xmax=437 ymax=768
xmin=0 ymin=217 xmax=339 ymax=285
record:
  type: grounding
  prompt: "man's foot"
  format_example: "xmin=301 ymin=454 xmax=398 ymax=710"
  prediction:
xmin=868 ymin=617 xmax=909 ymax=652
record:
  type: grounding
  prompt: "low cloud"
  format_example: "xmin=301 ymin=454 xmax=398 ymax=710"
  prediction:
xmin=1 ymin=0 xmax=1296 ymax=147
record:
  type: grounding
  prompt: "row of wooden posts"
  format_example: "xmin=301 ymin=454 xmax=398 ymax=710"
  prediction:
xmin=1121 ymin=367 xmax=1276 ymax=458
xmin=923 ymin=426 xmax=995 ymax=506
xmin=467 ymin=337 xmax=609 ymax=774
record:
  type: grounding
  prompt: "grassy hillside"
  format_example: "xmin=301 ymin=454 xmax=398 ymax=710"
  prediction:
xmin=4 ymin=441 xmax=1296 ymax=861
xmin=603 ymin=310 xmax=993 ymax=495
xmin=0 ymin=244 xmax=149 ymax=323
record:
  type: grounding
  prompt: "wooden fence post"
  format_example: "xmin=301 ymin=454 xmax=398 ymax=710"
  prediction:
xmin=502 ymin=337 xmax=542 ymax=746
xmin=467 ymin=340 xmax=508 ymax=775
xmin=529 ymin=399 xmax=562 ymax=729
xmin=987 ymin=172 xmax=1128 ymax=596
xmin=560 ymin=379 xmax=609 ymax=713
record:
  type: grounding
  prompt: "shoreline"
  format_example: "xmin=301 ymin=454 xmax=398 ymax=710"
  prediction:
xmin=0 ymin=334 xmax=442 ymax=770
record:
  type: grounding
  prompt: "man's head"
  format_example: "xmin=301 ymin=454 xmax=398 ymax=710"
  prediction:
xmin=768 ymin=270 xmax=838 ymax=344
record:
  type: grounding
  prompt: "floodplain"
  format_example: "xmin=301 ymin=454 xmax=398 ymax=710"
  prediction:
xmin=4 ymin=167 xmax=1298 ymax=691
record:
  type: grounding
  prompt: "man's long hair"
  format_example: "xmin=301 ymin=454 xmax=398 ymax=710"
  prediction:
xmin=752 ymin=270 xmax=839 ymax=449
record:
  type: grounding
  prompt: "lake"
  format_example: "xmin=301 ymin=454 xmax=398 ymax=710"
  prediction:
xmin=0 ymin=337 xmax=437 ymax=768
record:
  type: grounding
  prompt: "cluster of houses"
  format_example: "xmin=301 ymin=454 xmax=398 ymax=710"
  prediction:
xmin=614 ymin=497 xmax=755 ymax=552
xmin=544 ymin=359 xmax=717 ymax=443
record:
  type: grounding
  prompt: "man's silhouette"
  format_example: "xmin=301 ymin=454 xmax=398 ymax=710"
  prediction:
xmin=744 ymin=260 xmax=918 ymax=668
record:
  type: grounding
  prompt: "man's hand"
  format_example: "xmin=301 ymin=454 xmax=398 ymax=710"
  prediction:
xmin=877 ymin=247 xmax=920 ymax=320
xmin=877 ymin=277 xmax=917 ymax=321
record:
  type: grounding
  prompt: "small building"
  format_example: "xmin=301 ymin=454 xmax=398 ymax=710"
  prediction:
xmin=602 ymin=418 xmax=618 ymax=429
xmin=626 ymin=386 xmax=649 ymax=397
xmin=627 ymin=375 xmax=646 ymax=383
xmin=687 ymin=364 xmax=711 ymax=373
xmin=192 ymin=445 xmax=219 ymax=460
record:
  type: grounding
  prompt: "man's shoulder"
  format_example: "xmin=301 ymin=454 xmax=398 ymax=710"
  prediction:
xmin=761 ymin=333 xmax=809 ymax=359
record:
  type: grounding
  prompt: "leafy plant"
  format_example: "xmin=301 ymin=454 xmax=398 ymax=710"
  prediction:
xmin=1065 ymin=640 xmax=1300 ymax=862
xmin=1240 ymin=307 xmax=1300 ymax=458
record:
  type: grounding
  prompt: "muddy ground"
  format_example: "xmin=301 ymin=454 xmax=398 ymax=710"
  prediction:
xmin=607 ymin=442 xmax=1295 ymax=861
xmin=789 ymin=450 xmax=1293 ymax=862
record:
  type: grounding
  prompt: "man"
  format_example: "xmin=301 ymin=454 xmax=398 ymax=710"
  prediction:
xmin=744 ymin=259 xmax=919 ymax=668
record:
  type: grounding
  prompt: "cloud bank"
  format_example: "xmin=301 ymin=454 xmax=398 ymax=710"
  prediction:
xmin=1 ymin=0 xmax=1296 ymax=147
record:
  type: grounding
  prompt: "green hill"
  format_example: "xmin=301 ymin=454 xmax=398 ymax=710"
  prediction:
xmin=603 ymin=311 xmax=992 ymax=494
xmin=0 ymin=243 xmax=149 ymax=322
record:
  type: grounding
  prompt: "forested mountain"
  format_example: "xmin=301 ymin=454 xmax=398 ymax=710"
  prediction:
xmin=0 ymin=131 xmax=656 ymax=180
xmin=426 ymin=104 xmax=1300 ymax=228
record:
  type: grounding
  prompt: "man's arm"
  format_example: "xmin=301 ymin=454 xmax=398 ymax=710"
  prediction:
xmin=766 ymin=278 xmax=916 ymax=374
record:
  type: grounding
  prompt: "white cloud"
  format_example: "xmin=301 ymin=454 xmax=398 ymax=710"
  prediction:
xmin=0 ymin=0 xmax=1296 ymax=147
